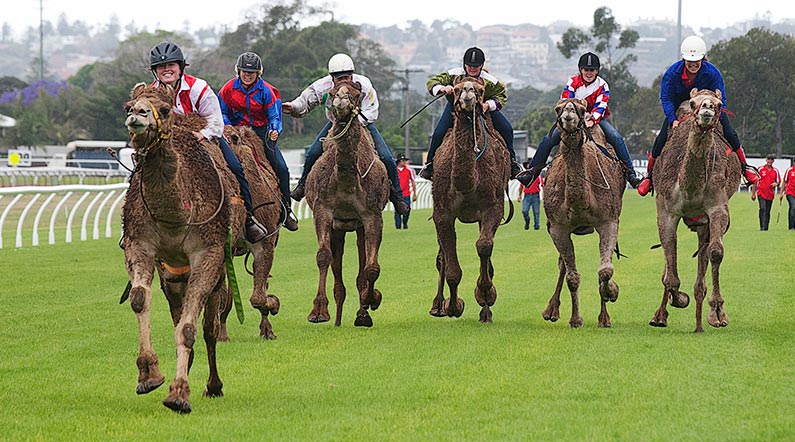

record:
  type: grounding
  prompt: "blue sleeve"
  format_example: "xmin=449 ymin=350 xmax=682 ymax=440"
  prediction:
xmin=265 ymin=90 xmax=282 ymax=134
xmin=706 ymin=64 xmax=728 ymax=107
xmin=659 ymin=64 xmax=679 ymax=125
xmin=218 ymin=90 xmax=232 ymax=126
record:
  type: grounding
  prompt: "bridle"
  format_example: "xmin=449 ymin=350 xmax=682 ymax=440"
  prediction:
xmin=127 ymin=97 xmax=226 ymax=229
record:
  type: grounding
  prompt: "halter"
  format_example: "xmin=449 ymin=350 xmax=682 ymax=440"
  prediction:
xmin=453 ymin=85 xmax=488 ymax=159
xmin=128 ymin=98 xmax=225 ymax=229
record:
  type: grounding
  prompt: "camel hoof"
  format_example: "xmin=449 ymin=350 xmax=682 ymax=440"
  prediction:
xmin=136 ymin=377 xmax=165 ymax=395
xmin=162 ymin=397 xmax=192 ymax=414
xmin=217 ymin=325 xmax=230 ymax=343
xmin=443 ymin=297 xmax=464 ymax=318
xmin=430 ymin=298 xmax=446 ymax=317
xmin=542 ymin=310 xmax=559 ymax=322
xmin=479 ymin=306 xmax=493 ymax=323
xmin=598 ymin=319 xmax=612 ymax=328
xmin=669 ymin=291 xmax=690 ymax=309
xmin=649 ymin=320 xmax=667 ymax=328
xmin=307 ymin=313 xmax=330 ymax=323
xmin=354 ymin=312 xmax=373 ymax=327
xmin=260 ymin=330 xmax=277 ymax=340
xmin=569 ymin=317 xmax=583 ymax=328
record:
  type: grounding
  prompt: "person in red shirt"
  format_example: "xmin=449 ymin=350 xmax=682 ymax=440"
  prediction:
xmin=781 ymin=158 xmax=795 ymax=230
xmin=517 ymin=160 xmax=544 ymax=230
xmin=751 ymin=154 xmax=781 ymax=231
xmin=394 ymin=154 xmax=417 ymax=229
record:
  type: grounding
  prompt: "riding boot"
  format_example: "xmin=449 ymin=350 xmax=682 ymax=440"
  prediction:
xmin=390 ymin=186 xmax=410 ymax=215
xmin=290 ymin=179 xmax=306 ymax=201
xmin=515 ymin=164 xmax=544 ymax=187
xmin=510 ymin=159 xmax=523 ymax=180
xmin=627 ymin=171 xmax=642 ymax=189
xmin=419 ymin=162 xmax=433 ymax=181
xmin=735 ymin=146 xmax=760 ymax=185
xmin=245 ymin=215 xmax=268 ymax=243
xmin=637 ymin=156 xmax=655 ymax=196
xmin=282 ymin=197 xmax=299 ymax=231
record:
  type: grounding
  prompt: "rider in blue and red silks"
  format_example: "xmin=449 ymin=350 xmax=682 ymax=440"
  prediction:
xmin=218 ymin=51 xmax=298 ymax=231
xmin=636 ymin=35 xmax=759 ymax=196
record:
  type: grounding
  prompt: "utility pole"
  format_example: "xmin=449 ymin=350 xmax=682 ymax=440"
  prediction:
xmin=398 ymin=68 xmax=424 ymax=159
xmin=39 ymin=0 xmax=44 ymax=80
xmin=677 ymin=0 xmax=682 ymax=59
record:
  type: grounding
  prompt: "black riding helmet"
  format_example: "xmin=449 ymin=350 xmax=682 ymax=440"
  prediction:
xmin=236 ymin=52 xmax=263 ymax=74
xmin=463 ymin=47 xmax=485 ymax=67
xmin=150 ymin=42 xmax=186 ymax=71
xmin=578 ymin=52 xmax=600 ymax=70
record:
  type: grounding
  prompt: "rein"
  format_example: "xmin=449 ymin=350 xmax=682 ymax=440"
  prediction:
xmin=131 ymin=101 xmax=226 ymax=229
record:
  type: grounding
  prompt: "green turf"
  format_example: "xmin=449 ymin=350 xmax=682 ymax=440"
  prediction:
xmin=0 ymin=193 xmax=793 ymax=441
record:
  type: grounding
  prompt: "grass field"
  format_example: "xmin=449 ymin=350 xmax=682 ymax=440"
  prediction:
xmin=1 ymin=193 xmax=793 ymax=441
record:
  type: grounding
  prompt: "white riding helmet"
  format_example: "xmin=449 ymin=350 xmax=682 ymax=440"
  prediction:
xmin=328 ymin=53 xmax=355 ymax=75
xmin=681 ymin=36 xmax=707 ymax=61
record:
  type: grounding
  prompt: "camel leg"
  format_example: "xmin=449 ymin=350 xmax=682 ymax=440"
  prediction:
xmin=163 ymin=247 xmax=226 ymax=414
xmin=434 ymin=215 xmax=464 ymax=318
xmin=355 ymin=217 xmax=384 ymax=327
xmin=542 ymin=256 xmax=564 ymax=322
xmin=249 ymin=240 xmax=280 ymax=340
xmin=331 ymin=229 xmax=347 ymax=327
xmin=308 ymin=213 xmax=332 ymax=323
xmin=202 ymin=280 xmax=224 ymax=398
xmin=596 ymin=222 xmax=620 ymax=328
xmin=125 ymin=247 xmax=165 ymax=396
xmin=429 ymin=246 xmax=447 ymax=317
xmin=474 ymin=214 xmax=500 ymax=324
xmin=706 ymin=207 xmax=730 ymax=329
xmin=548 ymin=225 xmax=582 ymax=328
xmin=693 ymin=226 xmax=710 ymax=333
xmin=650 ymin=212 xmax=687 ymax=327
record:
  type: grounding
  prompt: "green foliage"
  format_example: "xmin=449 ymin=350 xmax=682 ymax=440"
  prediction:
xmin=709 ymin=28 xmax=795 ymax=156
xmin=0 ymin=196 xmax=794 ymax=439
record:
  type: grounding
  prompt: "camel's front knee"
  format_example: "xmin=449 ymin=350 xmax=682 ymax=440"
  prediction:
xmin=364 ymin=263 xmax=380 ymax=282
xmin=180 ymin=323 xmax=197 ymax=348
xmin=316 ymin=248 xmax=332 ymax=268
xmin=129 ymin=286 xmax=149 ymax=313
xmin=475 ymin=238 xmax=493 ymax=258
xmin=708 ymin=243 xmax=724 ymax=265
xmin=565 ymin=272 xmax=580 ymax=292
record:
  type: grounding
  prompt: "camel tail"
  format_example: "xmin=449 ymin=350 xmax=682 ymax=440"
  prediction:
xmin=501 ymin=187 xmax=514 ymax=225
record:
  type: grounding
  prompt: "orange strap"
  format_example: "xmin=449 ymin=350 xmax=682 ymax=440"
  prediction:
xmin=160 ymin=261 xmax=191 ymax=275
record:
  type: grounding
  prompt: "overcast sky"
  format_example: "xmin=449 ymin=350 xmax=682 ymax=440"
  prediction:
xmin=14 ymin=0 xmax=793 ymax=36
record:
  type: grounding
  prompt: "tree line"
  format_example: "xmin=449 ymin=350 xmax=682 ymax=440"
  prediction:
xmin=1 ymin=3 xmax=793 ymax=158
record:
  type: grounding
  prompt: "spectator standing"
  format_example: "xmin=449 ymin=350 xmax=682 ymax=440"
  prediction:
xmin=517 ymin=161 xmax=543 ymax=230
xmin=395 ymin=154 xmax=417 ymax=229
xmin=752 ymin=154 xmax=780 ymax=231
xmin=781 ymin=159 xmax=795 ymax=230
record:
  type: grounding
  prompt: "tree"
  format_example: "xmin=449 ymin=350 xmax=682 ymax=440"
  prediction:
xmin=556 ymin=7 xmax=640 ymax=131
xmin=709 ymin=28 xmax=795 ymax=156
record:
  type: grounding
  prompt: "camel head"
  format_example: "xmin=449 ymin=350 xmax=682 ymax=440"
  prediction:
xmin=124 ymin=82 xmax=174 ymax=137
xmin=452 ymin=77 xmax=485 ymax=115
xmin=554 ymin=98 xmax=588 ymax=134
xmin=329 ymin=78 xmax=363 ymax=123
xmin=688 ymin=89 xmax=723 ymax=130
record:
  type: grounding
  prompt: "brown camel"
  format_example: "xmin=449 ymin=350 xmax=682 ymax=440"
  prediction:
xmin=219 ymin=125 xmax=282 ymax=340
xmin=122 ymin=83 xmax=245 ymax=413
xmin=305 ymin=78 xmax=389 ymax=327
xmin=649 ymin=88 xmax=741 ymax=333
xmin=541 ymin=98 xmax=626 ymax=328
xmin=429 ymin=77 xmax=511 ymax=323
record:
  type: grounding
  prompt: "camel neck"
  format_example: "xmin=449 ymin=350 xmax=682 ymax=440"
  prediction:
xmin=451 ymin=114 xmax=480 ymax=192
xmin=560 ymin=131 xmax=589 ymax=205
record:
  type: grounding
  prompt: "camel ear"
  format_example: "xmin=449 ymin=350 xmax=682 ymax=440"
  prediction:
xmin=714 ymin=89 xmax=722 ymax=101
xmin=690 ymin=88 xmax=699 ymax=98
xmin=575 ymin=98 xmax=588 ymax=109
xmin=352 ymin=81 xmax=363 ymax=92
xmin=130 ymin=82 xmax=147 ymax=99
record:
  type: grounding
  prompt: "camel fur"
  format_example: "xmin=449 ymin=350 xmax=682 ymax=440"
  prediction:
xmin=122 ymin=83 xmax=245 ymax=413
xmin=304 ymin=78 xmax=389 ymax=327
xmin=541 ymin=98 xmax=626 ymax=328
xmin=219 ymin=125 xmax=282 ymax=340
xmin=428 ymin=77 xmax=511 ymax=323
xmin=649 ymin=88 xmax=741 ymax=333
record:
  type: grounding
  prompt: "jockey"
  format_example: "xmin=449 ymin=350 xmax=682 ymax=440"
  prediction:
xmin=419 ymin=47 xmax=523 ymax=181
xmin=637 ymin=36 xmax=759 ymax=196
xmin=516 ymin=52 xmax=642 ymax=188
xmin=148 ymin=41 xmax=268 ymax=243
xmin=218 ymin=51 xmax=298 ymax=231
xmin=282 ymin=53 xmax=409 ymax=215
